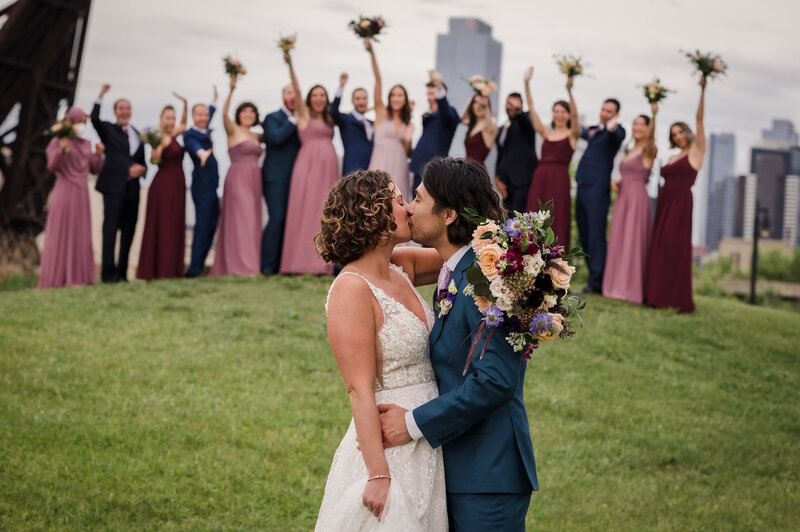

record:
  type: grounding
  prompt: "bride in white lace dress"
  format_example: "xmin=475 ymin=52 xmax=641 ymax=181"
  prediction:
xmin=314 ymin=170 xmax=447 ymax=531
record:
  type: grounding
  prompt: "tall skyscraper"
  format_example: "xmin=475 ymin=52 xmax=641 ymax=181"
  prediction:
xmin=704 ymin=133 xmax=736 ymax=250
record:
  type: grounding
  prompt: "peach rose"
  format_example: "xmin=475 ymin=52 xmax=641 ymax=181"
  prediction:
xmin=471 ymin=221 xmax=501 ymax=253
xmin=546 ymin=258 xmax=575 ymax=290
xmin=474 ymin=296 xmax=492 ymax=312
xmin=534 ymin=313 xmax=564 ymax=342
xmin=360 ymin=19 xmax=371 ymax=29
xmin=478 ymin=244 xmax=503 ymax=280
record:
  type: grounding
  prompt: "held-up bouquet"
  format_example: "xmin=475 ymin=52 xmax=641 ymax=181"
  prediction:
xmin=458 ymin=203 xmax=586 ymax=373
xmin=682 ymin=49 xmax=727 ymax=80
xmin=467 ymin=75 xmax=497 ymax=97
xmin=641 ymin=77 xmax=673 ymax=104
xmin=554 ymin=54 xmax=587 ymax=86
xmin=349 ymin=15 xmax=386 ymax=50
xmin=140 ymin=128 xmax=164 ymax=164
xmin=223 ymin=55 xmax=247 ymax=79
xmin=45 ymin=120 xmax=77 ymax=153
xmin=278 ymin=34 xmax=296 ymax=63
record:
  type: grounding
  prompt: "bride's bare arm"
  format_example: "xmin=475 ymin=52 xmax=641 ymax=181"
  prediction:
xmin=391 ymin=247 xmax=443 ymax=286
xmin=326 ymin=276 xmax=391 ymax=520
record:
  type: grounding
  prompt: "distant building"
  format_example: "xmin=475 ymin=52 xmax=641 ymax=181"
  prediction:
xmin=703 ymin=133 xmax=736 ymax=249
xmin=761 ymin=119 xmax=799 ymax=146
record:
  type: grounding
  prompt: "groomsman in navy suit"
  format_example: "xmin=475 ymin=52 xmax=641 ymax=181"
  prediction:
xmin=409 ymin=70 xmax=459 ymax=197
xmin=575 ymin=98 xmax=625 ymax=294
xmin=330 ymin=72 xmax=373 ymax=176
xmin=495 ymin=92 xmax=538 ymax=213
xmin=91 ymin=83 xmax=147 ymax=283
xmin=260 ymin=84 xmax=301 ymax=275
xmin=183 ymin=87 xmax=220 ymax=277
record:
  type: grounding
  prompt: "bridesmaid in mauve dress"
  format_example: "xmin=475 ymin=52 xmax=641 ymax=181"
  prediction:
xmin=279 ymin=47 xmax=338 ymax=275
xmin=210 ymin=76 xmax=264 ymax=277
xmin=137 ymin=94 xmax=188 ymax=281
xmin=603 ymin=106 xmax=658 ymax=303
xmin=646 ymin=77 xmax=708 ymax=312
xmin=39 ymin=107 xmax=103 ymax=289
xmin=365 ymin=40 xmax=414 ymax=199
xmin=462 ymin=92 xmax=497 ymax=168
xmin=523 ymin=66 xmax=581 ymax=250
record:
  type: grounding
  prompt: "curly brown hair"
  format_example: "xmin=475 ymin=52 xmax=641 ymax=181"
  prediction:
xmin=315 ymin=170 xmax=397 ymax=265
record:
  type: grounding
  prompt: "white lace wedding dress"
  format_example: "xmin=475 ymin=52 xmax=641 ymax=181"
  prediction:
xmin=315 ymin=265 xmax=448 ymax=531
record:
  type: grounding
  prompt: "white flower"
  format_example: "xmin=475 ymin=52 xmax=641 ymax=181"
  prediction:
xmin=463 ymin=284 xmax=475 ymax=296
xmin=437 ymin=299 xmax=452 ymax=318
xmin=495 ymin=293 xmax=513 ymax=312
xmin=447 ymin=279 xmax=458 ymax=295
xmin=540 ymin=293 xmax=558 ymax=310
xmin=522 ymin=253 xmax=545 ymax=276
xmin=489 ymin=278 xmax=506 ymax=299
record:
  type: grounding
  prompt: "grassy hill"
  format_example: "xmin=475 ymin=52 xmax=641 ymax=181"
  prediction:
xmin=1 ymin=276 xmax=798 ymax=530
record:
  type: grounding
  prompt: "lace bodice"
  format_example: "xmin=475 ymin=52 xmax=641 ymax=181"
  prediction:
xmin=326 ymin=264 xmax=436 ymax=391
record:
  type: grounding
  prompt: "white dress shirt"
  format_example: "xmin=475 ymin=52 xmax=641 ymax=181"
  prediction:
xmin=281 ymin=105 xmax=298 ymax=125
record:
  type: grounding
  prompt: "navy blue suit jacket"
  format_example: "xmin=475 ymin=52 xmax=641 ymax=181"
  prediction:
xmin=90 ymin=102 xmax=146 ymax=195
xmin=409 ymin=95 xmax=460 ymax=176
xmin=414 ymin=249 xmax=538 ymax=494
xmin=262 ymin=109 xmax=300 ymax=185
xmin=330 ymin=96 xmax=373 ymax=175
xmin=575 ymin=124 xmax=626 ymax=190
xmin=496 ymin=113 xmax=538 ymax=188
xmin=182 ymin=105 xmax=219 ymax=189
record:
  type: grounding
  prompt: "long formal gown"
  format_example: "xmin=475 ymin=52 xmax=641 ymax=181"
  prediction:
xmin=38 ymin=137 xmax=101 ymax=289
xmin=464 ymin=130 xmax=490 ymax=168
xmin=602 ymin=154 xmax=652 ymax=303
xmin=525 ymin=137 xmax=574 ymax=250
xmin=280 ymin=118 xmax=338 ymax=275
xmin=137 ymin=138 xmax=186 ymax=280
xmin=368 ymin=120 xmax=410 ymax=200
xmin=209 ymin=141 xmax=263 ymax=277
xmin=646 ymin=155 xmax=697 ymax=312
xmin=316 ymin=265 xmax=447 ymax=532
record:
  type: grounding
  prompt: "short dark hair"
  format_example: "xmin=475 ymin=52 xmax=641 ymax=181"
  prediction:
xmin=426 ymin=81 xmax=449 ymax=92
xmin=507 ymin=92 xmax=522 ymax=101
xmin=604 ymin=98 xmax=621 ymax=113
xmin=113 ymin=99 xmax=130 ymax=111
xmin=235 ymin=102 xmax=260 ymax=126
xmin=421 ymin=157 xmax=505 ymax=246
xmin=351 ymin=87 xmax=367 ymax=99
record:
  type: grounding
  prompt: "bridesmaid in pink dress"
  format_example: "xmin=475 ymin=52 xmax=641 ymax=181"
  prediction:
xmin=210 ymin=76 xmax=264 ymax=277
xmin=365 ymin=40 xmax=414 ymax=200
xmin=602 ymin=105 xmax=658 ymax=303
xmin=279 ymin=48 xmax=338 ymax=275
xmin=523 ymin=67 xmax=581 ymax=250
xmin=462 ymin=92 xmax=497 ymax=168
xmin=647 ymin=78 xmax=708 ymax=312
xmin=137 ymin=94 xmax=188 ymax=281
xmin=39 ymin=107 xmax=104 ymax=289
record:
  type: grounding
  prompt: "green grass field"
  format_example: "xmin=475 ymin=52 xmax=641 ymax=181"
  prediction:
xmin=1 ymin=275 xmax=798 ymax=530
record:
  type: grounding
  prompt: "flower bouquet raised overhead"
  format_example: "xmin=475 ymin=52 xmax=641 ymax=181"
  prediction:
xmin=641 ymin=77 xmax=673 ymax=104
xmin=682 ymin=49 xmax=727 ymax=80
xmin=349 ymin=15 xmax=386 ymax=50
xmin=467 ymin=75 xmax=497 ymax=97
xmin=554 ymin=54 xmax=587 ymax=89
xmin=45 ymin=119 xmax=77 ymax=152
xmin=223 ymin=55 xmax=247 ymax=79
xmin=459 ymin=202 xmax=586 ymax=373
xmin=139 ymin=128 xmax=164 ymax=163
xmin=278 ymin=34 xmax=296 ymax=64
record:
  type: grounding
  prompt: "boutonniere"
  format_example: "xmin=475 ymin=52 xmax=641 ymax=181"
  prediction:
xmin=436 ymin=279 xmax=458 ymax=318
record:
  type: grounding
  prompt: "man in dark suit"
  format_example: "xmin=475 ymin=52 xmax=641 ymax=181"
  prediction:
xmin=330 ymin=72 xmax=373 ymax=176
xmin=91 ymin=83 xmax=147 ymax=283
xmin=260 ymin=84 xmax=301 ymax=275
xmin=183 ymin=87 xmax=219 ymax=277
xmin=495 ymin=92 xmax=538 ymax=213
xmin=575 ymin=98 xmax=626 ymax=294
xmin=409 ymin=70 xmax=459 ymax=197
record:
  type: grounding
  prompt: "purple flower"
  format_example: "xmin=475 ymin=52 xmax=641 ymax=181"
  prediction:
xmin=503 ymin=217 xmax=523 ymax=238
xmin=547 ymin=245 xmax=566 ymax=258
xmin=481 ymin=305 xmax=505 ymax=327
xmin=522 ymin=343 xmax=538 ymax=361
xmin=498 ymin=251 xmax=522 ymax=275
xmin=529 ymin=312 xmax=552 ymax=335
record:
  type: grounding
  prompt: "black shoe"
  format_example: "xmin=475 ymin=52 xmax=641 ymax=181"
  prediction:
xmin=261 ymin=269 xmax=275 ymax=277
xmin=580 ymin=285 xmax=601 ymax=295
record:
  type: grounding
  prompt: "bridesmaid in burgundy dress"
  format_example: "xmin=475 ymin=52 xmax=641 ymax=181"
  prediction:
xmin=523 ymin=67 xmax=581 ymax=250
xmin=210 ymin=76 xmax=264 ymax=277
xmin=603 ymin=104 xmax=658 ymax=303
xmin=279 ymin=47 xmax=338 ymax=275
xmin=462 ymin=92 xmax=497 ymax=168
xmin=646 ymin=78 xmax=707 ymax=312
xmin=137 ymin=93 xmax=188 ymax=281
xmin=39 ymin=107 xmax=104 ymax=289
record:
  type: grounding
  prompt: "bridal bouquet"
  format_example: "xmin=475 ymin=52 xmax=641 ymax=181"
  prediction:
xmin=467 ymin=75 xmax=497 ymax=97
xmin=554 ymin=54 xmax=587 ymax=85
xmin=45 ymin=120 xmax=77 ymax=152
xmin=278 ymin=35 xmax=296 ymax=63
xmin=641 ymin=78 xmax=673 ymax=104
xmin=682 ymin=50 xmax=727 ymax=80
xmin=349 ymin=15 xmax=386 ymax=50
xmin=223 ymin=55 xmax=247 ymax=79
xmin=140 ymin=128 xmax=164 ymax=163
xmin=460 ymin=203 xmax=586 ymax=372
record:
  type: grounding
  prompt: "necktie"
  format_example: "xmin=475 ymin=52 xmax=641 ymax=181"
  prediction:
xmin=437 ymin=265 xmax=452 ymax=293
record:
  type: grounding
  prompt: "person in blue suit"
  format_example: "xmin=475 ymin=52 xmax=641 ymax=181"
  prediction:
xmin=575 ymin=98 xmax=625 ymax=293
xmin=495 ymin=91 xmax=538 ymax=213
xmin=91 ymin=83 xmax=147 ymax=283
xmin=260 ymin=84 xmax=301 ymax=275
xmin=330 ymin=72 xmax=373 ymax=176
xmin=409 ymin=71 xmax=460 ymax=197
xmin=385 ymin=158 xmax=537 ymax=531
xmin=182 ymin=87 xmax=220 ymax=277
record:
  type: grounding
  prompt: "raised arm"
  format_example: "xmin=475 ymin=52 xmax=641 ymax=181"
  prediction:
xmin=91 ymin=83 xmax=111 ymax=142
xmin=690 ymin=77 xmax=707 ymax=168
xmin=285 ymin=52 xmax=308 ymax=122
xmin=329 ymin=73 xmax=347 ymax=126
xmin=171 ymin=92 xmax=188 ymax=136
xmin=222 ymin=77 xmax=236 ymax=135
xmin=524 ymin=68 xmax=548 ymax=138
xmin=368 ymin=43 xmax=386 ymax=120
xmin=644 ymin=103 xmax=658 ymax=163
xmin=567 ymin=80 xmax=581 ymax=143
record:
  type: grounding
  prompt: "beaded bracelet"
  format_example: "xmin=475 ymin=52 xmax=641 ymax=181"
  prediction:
xmin=367 ymin=474 xmax=391 ymax=482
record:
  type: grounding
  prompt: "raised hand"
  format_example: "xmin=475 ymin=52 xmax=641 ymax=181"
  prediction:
xmin=199 ymin=149 xmax=211 ymax=167
xmin=229 ymin=75 xmax=237 ymax=90
xmin=172 ymin=91 xmax=187 ymax=102
xmin=428 ymin=69 xmax=443 ymax=89
xmin=606 ymin=115 xmax=618 ymax=131
xmin=339 ymin=72 xmax=348 ymax=87
xmin=523 ymin=67 xmax=533 ymax=83
xmin=98 ymin=83 xmax=111 ymax=98
xmin=213 ymin=85 xmax=218 ymax=101
xmin=95 ymin=142 xmax=105 ymax=156
xmin=699 ymin=74 xmax=707 ymax=89
xmin=651 ymin=102 xmax=659 ymax=116
xmin=567 ymin=75 xmax=574 ymax=91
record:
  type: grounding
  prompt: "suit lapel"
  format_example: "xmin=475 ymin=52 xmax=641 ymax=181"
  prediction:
xmin=429 ymin=249 xmax=475 ymax=345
